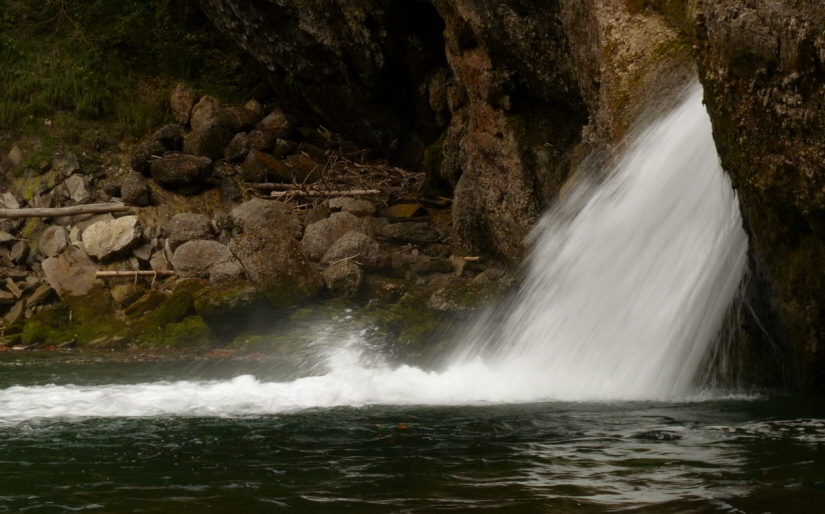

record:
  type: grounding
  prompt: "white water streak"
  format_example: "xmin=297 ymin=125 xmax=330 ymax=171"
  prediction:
xmin=0 ymin=83 xmax=748 ymax=422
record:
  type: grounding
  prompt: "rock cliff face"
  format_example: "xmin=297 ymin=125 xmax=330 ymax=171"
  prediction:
xmin=694 ymin=0 xmax=825 ymax=389
xmin=196 ymin=0 xmax=691 ymax=262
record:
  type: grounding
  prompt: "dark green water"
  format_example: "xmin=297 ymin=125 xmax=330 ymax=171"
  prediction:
xmin=1 ymin=354 xmax=824 ymax=513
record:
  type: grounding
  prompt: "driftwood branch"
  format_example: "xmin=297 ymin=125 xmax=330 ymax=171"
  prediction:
xmin=95 ymin=271 xmax=175 ymax=278
xmin=0 ymin=203 xmax=130 ymax=219
xmin=271 ymin=189 xmax=382 ymax=199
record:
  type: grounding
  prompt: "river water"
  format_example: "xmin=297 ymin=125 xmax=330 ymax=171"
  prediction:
xmin=1 ymin=354 xmax=824 ymax=513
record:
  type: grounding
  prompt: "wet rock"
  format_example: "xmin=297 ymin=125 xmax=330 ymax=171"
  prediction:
xmin=82 ymin=215 xmax=143 ymax=261
xmin=183 ymin=117 xmax=236 ymax=161
xmin=42 ymin=246 xmax=98 ymax=297
xmin=51 ymin=152 xmax=80 ymax=177
xmin=39 ymin=225 xmax=69 ymax=258
xmin=328 ymin=197 xmax=375 ymax=216
xmin=150 ymin=153 xmax=213 ymax=188
xmin=131 ymin=140 xmax=165 ymax=176
xmin=224 ymin=132 xmax=251 ymax=162
xmin=248 ymin=130 xmax=278 ymax=153
xmin=380 ymin=222 xmax=441 ymax=244
xmin=166 ymin=213 xmax=214 ymax=251
xmin=190 ymin=95 xmax=221 ymax=131
xmin=322 ymin=261 xmax=363 ymax=298
xmin=63 ymin=174 xmax=92 ymax=204
xmin=121 ymin=171 xmax=151 ymax=207
xmin=321 ymin=231 xmax=389 ymax=268
xmin=152 ymin=124 xmax=184 ymax=151
xmin=231 ymin=198 xmax=302 ymax=240
xmin=172 ymin=240 xmax=238 ymax=279
xmin=256 ymin=109 xmax=293 ymax=138
xmin=170 ymin=82 xmax=198 ymax=125
xmin=230 ymin=231 xmax=322 ymax=308
xmin=194 ymin=281 xmax=267 ymax=337
xmin=302 ymin=212 xmax=364 ymax=261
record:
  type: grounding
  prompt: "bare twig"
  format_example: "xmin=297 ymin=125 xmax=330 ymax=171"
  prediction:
xmin=0 ymin=203 xmax=130 ymax=219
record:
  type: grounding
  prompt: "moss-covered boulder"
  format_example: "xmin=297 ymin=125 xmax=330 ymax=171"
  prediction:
xmin=194 ymin=280 xmax=269 ymax=339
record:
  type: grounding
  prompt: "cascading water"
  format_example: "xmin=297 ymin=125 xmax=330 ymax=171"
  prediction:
xmin=0 ymin=82 xmax=748 ymax=422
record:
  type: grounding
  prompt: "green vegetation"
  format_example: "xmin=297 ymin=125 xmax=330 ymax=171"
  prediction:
xmin=0 ymin=0 xmax=243 ymax=138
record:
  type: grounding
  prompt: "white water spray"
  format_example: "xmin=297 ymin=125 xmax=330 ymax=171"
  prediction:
xmin=0 ymin=83 xmax=748 ymax=422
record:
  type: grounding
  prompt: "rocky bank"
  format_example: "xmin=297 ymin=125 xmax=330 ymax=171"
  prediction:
xmin=0 ymin=1 xmax=823 ymax=389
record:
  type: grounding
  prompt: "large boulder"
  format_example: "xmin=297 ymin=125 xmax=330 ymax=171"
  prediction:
xmin=321 ymin=230 xmax=389 ymax=268
xmin=322 ymin=260 xmax=363 ymax=298
xmin=82 ymin=215 xmax=143 ymax=262
xmin=302 ymin=212 xmax=364 ymax=261
xmin=240 ymin=149 xmax=291 ymax=183
xmin=172 ymin=240 xmax=239 ymax=279
xmin=255 ymin=109 xmax=293 ymax=138
xmin=224 ymin=132 xmax=251 ymax=162
xmin=166 ymin=213 xmax=215 ymax=251
xmin=230 ymin=199 xmax=302 ymax=240
xmin=229 ymin=231 xmax=322 ymax=308
xmin=183 ymin=117 xmax=236 ymax=161
xmin=150 ymin=153 xmax=213 ymax=188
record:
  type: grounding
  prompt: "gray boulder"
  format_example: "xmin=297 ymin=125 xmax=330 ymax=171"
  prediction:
xmin=209 ymin=260 xmax=246 ymax=283
xmin=121 ymin=172 xmax=151 ymax=207
xmin=219 ymin=106 xmax=260 ymax=132
xmin=229 ymin=231 xmax=322 ymax=308
xmin=150 ymin=153 xmax=213 ymax=188
xmin=172 ymin=240 xmax=238 ymax=279
xmin=248 ymin=130 xmax=277 ymax=152
xmin=230 ymin=199 xmax=302 ymax=240
xmin=322 ymin=261 xmax=363 ymax=298
xmin=166 ymin=213 xmax=214 ymax=251
xmin=82 ymin=215 xmax=143 ymax=261
xmin=302 ymin=212 xmax=364 ymax=261
xmin=321 ymin=230 xmax=389 ymax=268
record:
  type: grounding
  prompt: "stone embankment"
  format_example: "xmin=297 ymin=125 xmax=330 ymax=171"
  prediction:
xmin=0 ymin=84 xmax=512 ymax=359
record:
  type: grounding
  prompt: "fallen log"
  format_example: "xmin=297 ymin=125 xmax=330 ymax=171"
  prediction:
xmin=271 ymin=189 xmax=382 ymax=198
xmin=0 ymin=203 xmax=130 ymax=219
xmin=95 ymin=271 xmax=175 ymax=278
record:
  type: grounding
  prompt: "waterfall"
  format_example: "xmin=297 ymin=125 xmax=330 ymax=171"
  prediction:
xmin=0 ymin=82 xmax=748 ymax=422
xmin=454 ymin=82 xmax=748 ymax=400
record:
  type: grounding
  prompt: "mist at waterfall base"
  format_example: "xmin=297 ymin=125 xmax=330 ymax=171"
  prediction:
xmin=2 ymin=84 xmax=825 ymax=512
